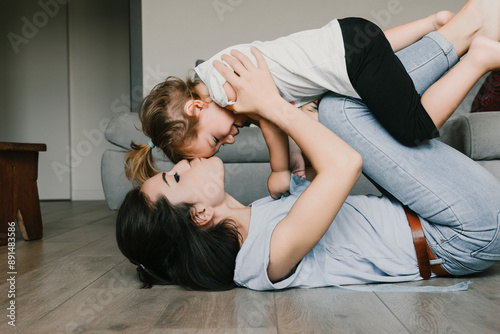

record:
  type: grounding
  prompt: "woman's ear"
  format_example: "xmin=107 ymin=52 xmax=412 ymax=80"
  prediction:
xmin=184 ymin=99 xmax=206 ymax=117
xmin=191 ymin=204 xmax=214 ymax=227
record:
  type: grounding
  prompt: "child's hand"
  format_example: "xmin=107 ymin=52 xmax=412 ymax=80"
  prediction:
xmin=213 ymin=47 xmax=283 ymax=117
xmin=290 ymin=153 xmax=307 ymax=179
xmin=268 ymin=170 xmax=291 ymax=199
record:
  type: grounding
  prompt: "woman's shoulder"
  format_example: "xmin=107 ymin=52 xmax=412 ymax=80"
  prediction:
xmin=235 ymin=178 xmax=309 ymax=289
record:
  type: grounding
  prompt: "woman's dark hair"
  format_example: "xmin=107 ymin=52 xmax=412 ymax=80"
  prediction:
xmin=116 ymin=188 xmax=241 ymax=291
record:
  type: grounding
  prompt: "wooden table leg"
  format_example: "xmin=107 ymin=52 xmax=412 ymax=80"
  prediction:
xmin=0 ymin=155 xmax=16 ymax=245
xmin=0 ymin=143 xmax=45 ymax=245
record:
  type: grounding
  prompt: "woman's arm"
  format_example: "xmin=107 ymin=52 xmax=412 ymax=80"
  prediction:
xmin=384 ymin=10 xmax=454 ymax=52
xmin=214 ymin=48 xmax=362 ymax=283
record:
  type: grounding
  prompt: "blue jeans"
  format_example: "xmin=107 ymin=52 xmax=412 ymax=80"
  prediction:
xmin=319 ymin=32 xmax=500 ymax=275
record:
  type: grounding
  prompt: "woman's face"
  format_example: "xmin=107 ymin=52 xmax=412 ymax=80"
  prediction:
xmin=141 ymin=157 xmax=226 ymax=207
xmin=188 ymin=102 xmax=246 ymax=158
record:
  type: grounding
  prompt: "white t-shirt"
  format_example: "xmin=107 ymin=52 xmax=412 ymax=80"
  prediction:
xmin=195 ymin=19 xmax=360 ymax=108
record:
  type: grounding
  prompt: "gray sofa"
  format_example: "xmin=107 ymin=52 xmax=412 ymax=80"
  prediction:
xmin=440 ymin=111 xmax=500 ymax=178
xmin=101 ymin=108 xmax=500 ymax=210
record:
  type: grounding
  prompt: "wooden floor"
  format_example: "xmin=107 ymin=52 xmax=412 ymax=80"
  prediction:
xmin=1 ymin=200 xmax=499 ymax=333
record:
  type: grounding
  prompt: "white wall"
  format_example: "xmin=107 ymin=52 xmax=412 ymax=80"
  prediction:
xmin=141 ymin=0 xmax=465 ymax=93
xmin=68 ymin=0 xmax=130 ymax=200
xmin=1 ymin=0 xmax=71 ymax=200
xmin=0 ymin=0 xmax=130 ymax=200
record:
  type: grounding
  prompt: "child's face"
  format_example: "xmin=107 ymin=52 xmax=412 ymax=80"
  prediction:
xmin=189 ymin=101 xmax=246 ymax=158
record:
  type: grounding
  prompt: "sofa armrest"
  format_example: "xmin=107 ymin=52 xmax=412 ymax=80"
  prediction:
xmin=439 ymin=111 xmax=500 ymax=160
xmin=105 ymin=112 xmax=148 ymax=150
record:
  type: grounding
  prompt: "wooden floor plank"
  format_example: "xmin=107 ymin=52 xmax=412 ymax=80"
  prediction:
xmin=0 ymin=216 xmax=116 ymax=281
xmin=0 ymin=217 xmax=123 ymax=332
xmin=41 ymin=218 xmax=115 ymax=244
xmin=147 ymin=329 xmax=277 ymax=334
xmin=274 ymin=287 xmax=409 ymax=333
xmin=467 ymin=263 xmax=500 ymax=301
xmin=39 ymin=200 xmax=72 ymax=215
xmin=0 ymin=240 xmax=87 ymax=274
xmin=24 ymin=268 xmax=169 ymax=333
xmin=376 ymin=267 xmax=500 ymax=334
xmin=153 ymin=288 xmax=276 ymax=331
xmin=40 ymin=200 xmax=105 ymax=225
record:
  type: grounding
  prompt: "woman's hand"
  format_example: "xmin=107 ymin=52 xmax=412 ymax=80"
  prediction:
xmin=213 ymin=47 xmax=283 ymax=117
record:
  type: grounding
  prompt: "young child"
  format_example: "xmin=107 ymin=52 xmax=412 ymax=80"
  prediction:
xmin=126 ymin=1 xmax=500 ymax=198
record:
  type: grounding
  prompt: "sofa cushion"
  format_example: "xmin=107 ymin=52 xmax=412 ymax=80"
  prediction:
xmin=465 ymin=112 xmax=500 ymax=160
xmin=471 ymin=70 xmax=500 ymax=112
xmin=440 ymin=112 xmax=500 ymax=160
xmin=105 ymin=112 xmax=148 ymax=150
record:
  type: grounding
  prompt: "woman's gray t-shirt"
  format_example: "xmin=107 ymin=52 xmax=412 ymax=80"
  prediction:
xmin=234 ymin=175 xmax=422 ymax=290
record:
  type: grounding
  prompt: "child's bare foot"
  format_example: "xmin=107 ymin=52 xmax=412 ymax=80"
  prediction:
xmin=467 ymin=35 xmax=500 ymax=71
xmin=432 ymin=10 xmax=455 ymax=30
xmin=436 ymin=0 xmax=500 ymax=57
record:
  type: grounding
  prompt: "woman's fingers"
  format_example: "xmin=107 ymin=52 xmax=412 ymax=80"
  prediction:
xmin=250 ymin=47 xmax=268 ymax=70
xmin=213 ymin=59 xmax=238 ymax=84
xmin=217 ymin=47 xmax=264 ymax=78
xmin=214 ymin=47 xmax=280 ymax=114
xmin=220 ymin=54 xmax=247 ymax=77
xmin=224 ymin=47 xmax=267 ymax=73
xmin=230 ymin=49 xmax=258 ymax=71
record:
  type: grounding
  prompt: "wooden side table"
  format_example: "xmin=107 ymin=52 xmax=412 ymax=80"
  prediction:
xmin=0 ymin=142 xmax=47 ymax=245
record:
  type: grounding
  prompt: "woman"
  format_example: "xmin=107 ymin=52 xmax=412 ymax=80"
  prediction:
xmin=116 ymin=38 xmax=500 ymax=290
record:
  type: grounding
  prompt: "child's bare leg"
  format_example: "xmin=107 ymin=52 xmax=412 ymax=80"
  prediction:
xmin=384 ymin=10 xmax=454 ymax=52
xmin=422 ymin=36 xmax=500 ymax=129
xmin=437 ymin=0 xmax=500 ymax=57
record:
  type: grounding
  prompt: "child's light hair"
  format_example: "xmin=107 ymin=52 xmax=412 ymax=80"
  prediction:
xmin=125 ymin=74 xmax=203 ymax=185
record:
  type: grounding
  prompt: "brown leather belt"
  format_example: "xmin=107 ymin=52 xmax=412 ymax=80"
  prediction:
xmin=404 ymin=206 xmax=450 ymax=279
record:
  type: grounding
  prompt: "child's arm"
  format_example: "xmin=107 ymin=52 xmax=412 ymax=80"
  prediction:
xmin=289 ymin=138 xmax=306 ymax=179
xmin=259 ymin=118 xmax=293 ymax=199
xmin=384 ymin=10 xmax=454 ymax=52
xmin=289 ymin=101 xmax=319 ymax=179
